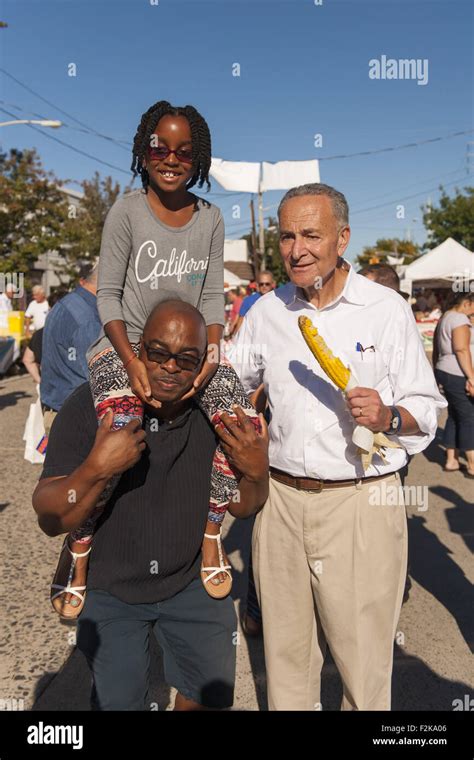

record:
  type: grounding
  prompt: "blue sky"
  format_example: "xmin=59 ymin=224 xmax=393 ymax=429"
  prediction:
xmin=1 ymin=0 xmax=472 ymax=261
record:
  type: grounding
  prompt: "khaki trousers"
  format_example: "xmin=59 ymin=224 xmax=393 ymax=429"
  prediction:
xmin=252 ymin=472 xmax=408 ymax=711
xmin=43 ymin=409 xmax=58 ymax=436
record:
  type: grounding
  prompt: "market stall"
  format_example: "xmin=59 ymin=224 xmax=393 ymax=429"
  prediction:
xmin=400 ymin=238 xmax=474 ymax=350
xmin=0 ymin=311 xmax=26 ymax=375
xmin=400 ymin=238 xmax=474 ymax=296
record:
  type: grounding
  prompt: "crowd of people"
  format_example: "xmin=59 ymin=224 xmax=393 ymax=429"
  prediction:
xmin=1 ymin=98 xmax=469 ymax=712
xmin=224 ymin=271 xmax=276 ymax=339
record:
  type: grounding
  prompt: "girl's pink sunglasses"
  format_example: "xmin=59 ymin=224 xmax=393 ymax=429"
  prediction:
xmin=147 ymin=145 xmax=193 ymax=164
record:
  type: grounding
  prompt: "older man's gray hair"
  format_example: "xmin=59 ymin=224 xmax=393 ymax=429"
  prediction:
xmin=79 ymin=261 xmax=98 ymax=285
xmin=278 ymin=183 xmax=349 ymax=229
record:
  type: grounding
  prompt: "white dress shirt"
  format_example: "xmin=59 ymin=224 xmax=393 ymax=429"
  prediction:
xmin=229 ymin=265 xmax=447 ymax=480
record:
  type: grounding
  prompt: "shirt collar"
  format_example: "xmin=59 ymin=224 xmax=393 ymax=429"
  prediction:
xmin=282 ymin=262 xmax=366 ymax=310
xmin=75 ymin=285 xmax=97 ymax=308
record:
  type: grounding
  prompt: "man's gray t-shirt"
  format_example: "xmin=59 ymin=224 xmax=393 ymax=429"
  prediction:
xmin=86 ymin=189 xmax=225 ymax=362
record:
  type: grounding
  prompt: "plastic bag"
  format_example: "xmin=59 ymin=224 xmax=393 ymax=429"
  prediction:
xmin=23 ymin=392 xmax=46 ymax=464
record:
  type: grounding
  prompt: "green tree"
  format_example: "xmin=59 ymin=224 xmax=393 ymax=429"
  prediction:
xmin=355 ymin=238 xmax=420 ymax=268
xmin=61 ymin=171 xmax=121 ymax=285
xmin=0 ymin=148 xmax=70 ymax=284
xmin=242 ymin=217 xmax=289 ymax=285
xmin=422 ymin=186 xmax=474 ymax=251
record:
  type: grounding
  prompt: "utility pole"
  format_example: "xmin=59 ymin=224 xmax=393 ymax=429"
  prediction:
xmin=258 ymin=187 xmax=265 ymax=271
xmin=249 ymin=196 xmax=259 ymax=278
xmin=467 ymin=142 xmax=474 ymax=175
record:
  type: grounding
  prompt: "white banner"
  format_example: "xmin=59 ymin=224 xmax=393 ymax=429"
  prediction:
xmin=261 ymin=159 xmax=320 ymax=191
xmin=210 ymin=158 xmax=260 ymax=193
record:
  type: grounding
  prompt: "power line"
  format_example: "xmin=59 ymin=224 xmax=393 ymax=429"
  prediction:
xmin=350 ymin=174 xmax=469 ymax=216
xmin=2 ymin=69 xmax=472 ymax=205
xmin=0 ymin=97 xmax=133 ymax=152
xmin=349 ymin=166 xmax=465 ymax=209
xmin=2 ymin=68 xmax=471 ymax=167
xmin=317 ymin=129 xmax=474 ymax=162
xmin=0 ymin=67 xmax=131 ymax=151
xmin=224 ymin=174 xmax=469 ymax=235
xmin=260 ymin=168 xmax=468 ymax=216
xmin=0 ymin=106 xmax=132 ymax=175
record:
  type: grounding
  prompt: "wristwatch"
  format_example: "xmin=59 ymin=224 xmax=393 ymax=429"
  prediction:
xmin=386 ymin=406 xmax=402 ymax=435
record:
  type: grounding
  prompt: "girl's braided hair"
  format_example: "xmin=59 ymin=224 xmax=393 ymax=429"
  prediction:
xmin=131 ymin=100 xmax=212 ymax=193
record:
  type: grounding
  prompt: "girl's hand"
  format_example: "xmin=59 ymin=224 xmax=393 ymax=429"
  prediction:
xmin=215 ymin=407 xmax=269 ymax=482
xmin=126 ymin=357 xmax=162 ymax=408
xmin=466 ymin=378 xmax=474 ymax=397
xmin=180 ymin=357 xmax=219 ymax=400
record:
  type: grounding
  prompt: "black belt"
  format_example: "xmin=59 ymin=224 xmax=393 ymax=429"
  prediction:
xmin=270 ymin=467 xmax=396 ymax=492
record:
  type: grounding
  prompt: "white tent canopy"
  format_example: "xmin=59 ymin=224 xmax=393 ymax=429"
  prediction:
xmin=223 ymin=267 xmax=245 ymax=288
xmin=401 ymin=238 xmax=474 ymax=294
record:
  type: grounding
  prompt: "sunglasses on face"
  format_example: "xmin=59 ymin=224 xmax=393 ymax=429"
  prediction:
xmin=147 ymin=145 xmax=193 ymax=164
xmin=258 ymin=282 xmax=273 ymax=288
xmin=143 ymin=342 xmax=203 ymax=371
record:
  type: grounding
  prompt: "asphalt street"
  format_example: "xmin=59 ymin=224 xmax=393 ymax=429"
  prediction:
xmin=1 ymin=373 xmax=472 ymax=711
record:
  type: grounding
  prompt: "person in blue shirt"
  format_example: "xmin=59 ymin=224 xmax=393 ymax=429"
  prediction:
xmin=239 ymin=290 xmax=260 ymax=318
xmin=40 ymin=264 xmax=101 ymax=430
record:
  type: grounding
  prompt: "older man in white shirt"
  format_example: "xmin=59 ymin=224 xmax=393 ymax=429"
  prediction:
xmin=25 ymin=285 xmax=50 ymax=336
xmin=229 ymin=183 xmax=446 ymax=711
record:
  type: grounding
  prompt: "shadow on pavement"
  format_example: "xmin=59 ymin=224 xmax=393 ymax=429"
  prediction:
xmin=32 ymin=635 xmax=171 ymax=711
xmin=0 ymin=390 xmax=32 ymax=411
xmin=31 ymin=640 xmax=473 ymax=711
xmin=408 ymin=514 xmax=474 ymax=653
xmin=32 ymin=495 xmax=473 ymax=711
xmin=224 ymin=515 xmax=267 ymax=710
xmin=422 ymin=426 xmax=450 ymax=469
xmin=431 ymin=485 xmax=474 ymax=554
xmin=391 ymin=646 xmax=473 ymax=711
xmin=316 ymin=646 xmax=473 ymax=711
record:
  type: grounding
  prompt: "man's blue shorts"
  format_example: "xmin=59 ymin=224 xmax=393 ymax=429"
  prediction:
xmin=77 ymin=577 xmax=237 ymax=710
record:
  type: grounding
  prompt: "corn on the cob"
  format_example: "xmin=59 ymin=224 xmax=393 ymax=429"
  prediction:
xmin=298 ymin=315 xmax=351 ymax=391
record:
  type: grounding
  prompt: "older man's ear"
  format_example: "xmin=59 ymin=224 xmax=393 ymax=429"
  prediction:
xmin=336 ymin=225 xmax=351 ymax=258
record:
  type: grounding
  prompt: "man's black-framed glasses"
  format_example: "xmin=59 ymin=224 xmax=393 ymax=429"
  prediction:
xmin=143 ymin=342 xmax=203 ymax=371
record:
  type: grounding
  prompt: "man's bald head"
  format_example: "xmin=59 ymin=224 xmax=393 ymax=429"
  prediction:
xmin=145 ymin=298 xmax=207 ymax=350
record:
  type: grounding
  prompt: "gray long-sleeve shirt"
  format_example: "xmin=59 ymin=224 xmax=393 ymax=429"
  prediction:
xmin=86 ymin=189 xmax=225 ymax=362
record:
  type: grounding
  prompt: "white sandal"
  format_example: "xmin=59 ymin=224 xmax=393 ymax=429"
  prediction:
xmin=50 ymin=538 xmax=92 ymax=619
xmin=200 ymin=532 xmax=233 ymax=599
